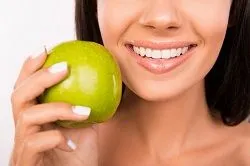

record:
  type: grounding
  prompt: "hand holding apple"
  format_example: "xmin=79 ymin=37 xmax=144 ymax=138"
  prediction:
xmin=38 ymin=40 xmax=122 ymax=128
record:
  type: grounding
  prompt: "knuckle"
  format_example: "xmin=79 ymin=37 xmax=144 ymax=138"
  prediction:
xmin=54 ymin=102 xmax=71 ymax=111
xmin=34 ymin=69 xmax=50 ymax=89
xmin=17 ymin=111 xmax=30 ymax=126
xmin=11 ymin=91 xmax=18 ymax=104
xmin=11 ymin=89 xmax=24 ymax=106
xmin=49 ymin=102 xmax=71 ymax=112
xmin=23 ymin=137 xmax=36 ymax=153
xmin=54 ymin=103 xmax=72 ymax=120
xmin=40 ymin=102 xmax=70 ymax=121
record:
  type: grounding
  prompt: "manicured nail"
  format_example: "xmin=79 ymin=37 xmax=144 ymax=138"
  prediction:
xmin=45 ymin=45 xmax=54 ymax=55
xmin=72 ymin=106 xmax=91 ymax=116
xmin=48 ymin=62 xmax=68 ymax=74
xmin=67 ymin=139 xmax=77 ymax=150
xmin=30 ymin=46 xmax=47 ymax=59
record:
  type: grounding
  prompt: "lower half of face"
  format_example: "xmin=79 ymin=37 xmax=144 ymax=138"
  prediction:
xmin=97 ymin=0 xmax=232 ymax=101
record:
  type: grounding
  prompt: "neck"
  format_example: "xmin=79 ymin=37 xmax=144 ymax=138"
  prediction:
xmin=118 ymin=81 xmax=222 ymax=157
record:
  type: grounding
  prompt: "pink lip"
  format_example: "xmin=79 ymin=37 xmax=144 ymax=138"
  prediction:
xmin=128 ymin=40 xmax=196 ymax=50
xmin=126 ymin=43 xmax=197 ymax=75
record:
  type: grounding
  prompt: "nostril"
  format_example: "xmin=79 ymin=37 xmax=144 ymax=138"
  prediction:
xmin=168 ymin=26 xmax=178 ymax=30
xmin=144 ymin=24 xmax=179 ymax=31
xmin=144 ymin=25 xmax=156 ymax=29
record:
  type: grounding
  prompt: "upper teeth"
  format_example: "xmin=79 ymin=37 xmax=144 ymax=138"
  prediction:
xmin=133 ymin=46 xmax=189 ymax=59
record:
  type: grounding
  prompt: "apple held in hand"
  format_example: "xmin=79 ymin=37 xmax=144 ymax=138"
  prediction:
xmin=38 ymin=40 xmax=122 ymax=128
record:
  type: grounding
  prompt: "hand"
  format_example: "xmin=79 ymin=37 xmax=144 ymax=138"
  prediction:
xmin=10 ymin=49 xmax=99 ymax=166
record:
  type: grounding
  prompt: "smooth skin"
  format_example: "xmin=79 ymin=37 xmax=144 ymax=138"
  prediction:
xmin=10 ymin=53 xmax=98 ymax=166
xmin=11 ymin=0 xmax=250 ymax=165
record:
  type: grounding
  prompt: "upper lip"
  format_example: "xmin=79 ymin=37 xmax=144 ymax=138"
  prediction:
xmin=126 ymin=40 xmax=197 ymax=50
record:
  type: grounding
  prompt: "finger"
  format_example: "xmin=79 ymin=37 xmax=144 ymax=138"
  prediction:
xmin=14 ymin=47 xmax=48 ymax=90
xmin=11 ymin=62 xmax=68 ymax=120
xmin=15 ymin=103 xmax=91 ymax=141
xmin=16 ymin=130 xmax=76 ymax=166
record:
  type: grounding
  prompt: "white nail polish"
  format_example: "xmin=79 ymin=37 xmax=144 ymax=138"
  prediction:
xmin=67 ymin=139 xmax=77 ymax=150
xmin=48 ymin=62 xmax=68 ymax=74
xmin=30 ymin=46 xmax=46 ymax=59
xmin=72 ymin=106 xmax=91 ymax=116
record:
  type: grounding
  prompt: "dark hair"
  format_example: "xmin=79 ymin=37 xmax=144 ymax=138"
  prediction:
xmin=75 ymin=0 xmax=250 ymax=126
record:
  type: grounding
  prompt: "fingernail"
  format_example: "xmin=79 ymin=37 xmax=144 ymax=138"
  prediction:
xmin=67 ymin=139 xmax=77 ymax=150
xmin=72 ymin=106 xmax=91 ymax=116
xmin=45 ymin=45 xmax=54 ymax=55
xmin=48 ymin=62 xmax=68 ymax=74
xmin=30 ymin=46 xmax=47 ymax=59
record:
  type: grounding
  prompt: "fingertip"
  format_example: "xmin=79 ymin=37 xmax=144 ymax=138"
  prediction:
xmin=67 ymin=139 xmax=77 ymax=150
xmin=57 ymin=138 xmax=77 ymax=152
xmin=47 ymin=62 xmax=68 ymax=74
xmin=72 ymin=106 xmax=91 ymax=117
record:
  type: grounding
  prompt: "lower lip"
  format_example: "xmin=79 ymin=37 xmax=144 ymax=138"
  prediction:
xmin=126 ymin=45 xmax=196 ymax=74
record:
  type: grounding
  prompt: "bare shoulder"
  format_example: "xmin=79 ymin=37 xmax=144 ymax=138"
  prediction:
xmin=233 ymin=121 xmax=250 ymax=165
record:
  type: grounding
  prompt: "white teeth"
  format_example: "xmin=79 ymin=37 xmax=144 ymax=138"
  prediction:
xmin=162 ymin=49 xmax=171 ymax=59
xmin=170 ymin=49 xmax=177 ymax=58
xmin=145 ymin=48 xmax=152 ymax=58
xmin=132 ymin=45 xmax=190 ymax=59
xmin=152 ymin=50 xmax=161 ymax=59
xmin=139 ymin=47 xmax=146 ymax=56
xmin=182 ymin=47 xmax=188 ymax=54
xmin=176 ymin=48 xmax=182 ymax=57
xmin=133 ymin=46 xmax=140 ymax=54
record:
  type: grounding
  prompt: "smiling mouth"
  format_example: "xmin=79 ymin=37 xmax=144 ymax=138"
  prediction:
xmin=124 ymin=41 xmax=198 ymax=74
xmin=126 ymin=43 xmax=197 ymax=60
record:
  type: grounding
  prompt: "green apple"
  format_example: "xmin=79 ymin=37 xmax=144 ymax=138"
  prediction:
xmin=38 ymin=40 xmax=122 ymax=128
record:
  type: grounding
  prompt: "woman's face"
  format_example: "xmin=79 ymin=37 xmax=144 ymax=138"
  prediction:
xmin=97 ymin=0 xmax=232 ymax=101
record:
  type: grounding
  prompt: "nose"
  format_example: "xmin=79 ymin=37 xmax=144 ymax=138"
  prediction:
xmin=139 ymin=0 xmax=182 ymax=32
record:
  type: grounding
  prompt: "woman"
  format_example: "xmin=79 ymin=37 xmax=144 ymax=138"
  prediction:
xmin=10 ymin=0 xmax=250 ymax=165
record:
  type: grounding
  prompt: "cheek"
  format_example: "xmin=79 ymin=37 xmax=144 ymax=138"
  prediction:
xmin=185 ymin=2 xmax=231 ymax=75
xmin=97 ymin=6 xmax=129 ymax=79
xmin=97 ymin=0 xmax=143 ymax=53
xmin=97 ymin=1 xmax=142 ymax=81
xmin=98 ymin=1 xmax=135 ymax=44
xmin=198 ymin=14 xmax=229 ymax=51
xmin=188 ymin=2 xmax=231 ymax=50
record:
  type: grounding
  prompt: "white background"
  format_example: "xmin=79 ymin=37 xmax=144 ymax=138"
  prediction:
xmin=0 ymin=1 xmax=75 ymax=165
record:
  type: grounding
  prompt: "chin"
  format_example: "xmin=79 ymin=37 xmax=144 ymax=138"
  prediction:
xmin=128 ymin=83 xmax=186 ymax=102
